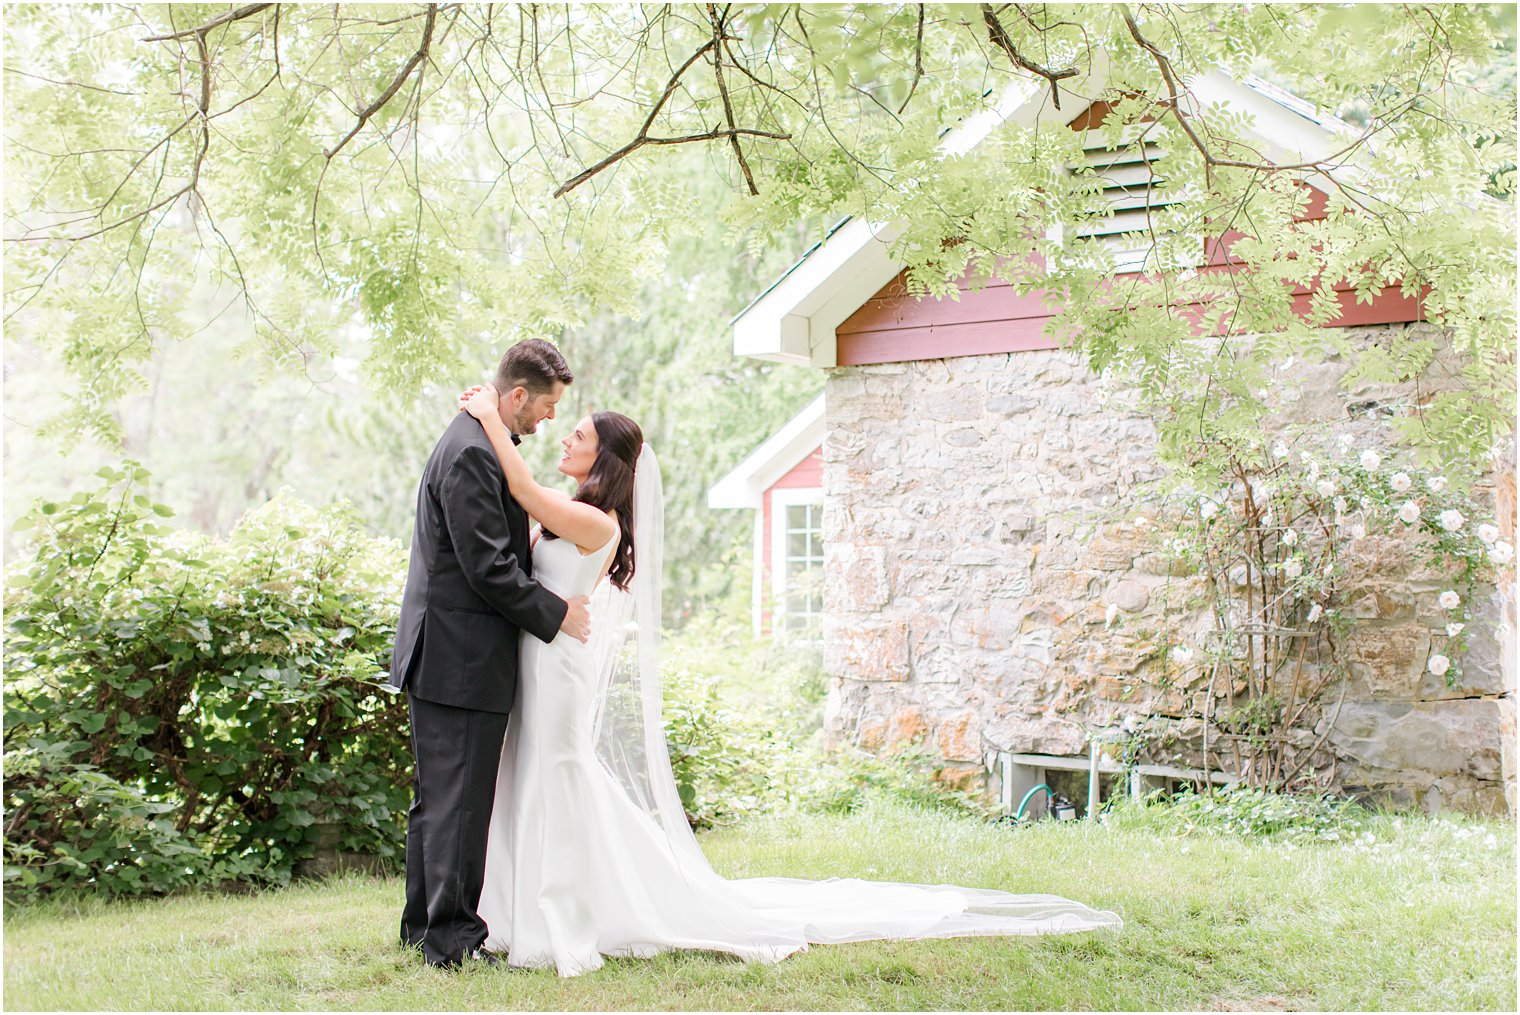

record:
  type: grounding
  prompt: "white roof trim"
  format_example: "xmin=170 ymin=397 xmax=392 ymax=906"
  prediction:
xmin=707 ymin=394 xmax=825 ymax=509
xmin=733 ymin=67 xmax=1346 ymax=370
xmin=732 ymin=83 xmax=1034 ymax=369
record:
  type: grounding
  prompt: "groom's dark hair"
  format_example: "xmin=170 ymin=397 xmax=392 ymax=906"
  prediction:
xmin=495 ymin=339 xmax=573 ymax=395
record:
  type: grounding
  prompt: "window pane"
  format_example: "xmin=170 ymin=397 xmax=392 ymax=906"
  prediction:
xmin=786 ymin=504 xmax=809 ymax=529
xmin=787 ymin=530 xmax=809 ymax=558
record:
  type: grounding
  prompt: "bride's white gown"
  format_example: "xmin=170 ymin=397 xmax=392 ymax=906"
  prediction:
xmin=479 ymin=528 xmax=1121 ymax=977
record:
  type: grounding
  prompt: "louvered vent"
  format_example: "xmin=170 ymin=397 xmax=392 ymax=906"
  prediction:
xmin=1069 ymin=126 xmax=1190 ymax=271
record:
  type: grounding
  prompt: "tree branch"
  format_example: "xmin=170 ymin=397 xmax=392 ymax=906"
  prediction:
xmin=141 ymin=3 xmax=274 ymax=43
xmin=1118 ymin=4 xmax=1402 ymax=175
xmin=324 ymin=3 xmax=439 ymax=161
xmin=556 ymin=128 xmax=790 ymax=199
xmin=555 ymin=35 xmax=782 ymax=197
xmin=981 ymin=3 xmax=1078 ymax=109
xmin=708 ymin=4 xmax=758 ymax=195
xmin=897 ymin=3 xmax=926 ymax=116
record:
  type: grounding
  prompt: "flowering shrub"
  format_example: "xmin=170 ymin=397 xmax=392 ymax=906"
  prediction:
xmin=1158 ymin=429 xmax=1505 ymax=791
xmin=3 ymin=464 xmax=410 ymax=900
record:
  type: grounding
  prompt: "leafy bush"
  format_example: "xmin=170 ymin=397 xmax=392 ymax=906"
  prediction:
xmin=4 ymin=464 xmax=410 ymax=900
xmin=1145 ymin=785 xmax=1370 ymax=842
xmin=660 ymin=617 xmax=992 ymax=825
xmin=790 ymin=743 xmax=998 ymax=819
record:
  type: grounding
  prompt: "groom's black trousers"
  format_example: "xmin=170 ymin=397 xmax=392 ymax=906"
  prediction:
xmin=400 ymin=692 xmax=511 ymax=967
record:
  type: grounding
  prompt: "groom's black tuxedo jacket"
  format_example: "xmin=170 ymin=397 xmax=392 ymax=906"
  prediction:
xmin=390 ymin=412 xmax=568 ymax=713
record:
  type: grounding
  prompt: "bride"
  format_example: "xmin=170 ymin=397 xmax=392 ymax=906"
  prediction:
xmin=456 ymin=384 xmax=1121 ymax=977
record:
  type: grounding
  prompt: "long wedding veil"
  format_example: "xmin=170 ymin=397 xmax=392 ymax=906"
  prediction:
xmin=580 ymin=442 xmax=1122 ymax=945
xmin=587 ymin=444 xmax=713 ymax=870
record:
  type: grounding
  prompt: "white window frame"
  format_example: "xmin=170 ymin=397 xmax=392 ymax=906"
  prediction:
xmin=770 ymin=487 xmax=825 ymax=634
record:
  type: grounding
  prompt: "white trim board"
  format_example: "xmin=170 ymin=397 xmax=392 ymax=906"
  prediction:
xmin=707 ymin=394 xmax=825 ymax=510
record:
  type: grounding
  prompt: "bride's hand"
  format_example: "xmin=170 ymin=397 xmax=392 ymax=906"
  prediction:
xmin=458 ymin=384 xmax=500 ymax=422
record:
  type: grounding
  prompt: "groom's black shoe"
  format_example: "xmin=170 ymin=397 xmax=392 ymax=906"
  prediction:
xmin=467 ymin=948 xmax=504 ymax=967
xmin=428 ymin=948 xmax=503 ymax=970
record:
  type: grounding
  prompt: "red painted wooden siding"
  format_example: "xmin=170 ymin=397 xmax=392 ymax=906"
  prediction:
xmin=835 ymin=105 xmax=1423 ymax=366
xmin=759 ymin=448 xmax=824 ymax=634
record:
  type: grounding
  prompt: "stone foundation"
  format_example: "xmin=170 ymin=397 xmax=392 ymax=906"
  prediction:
xmin=822 ymin=324 xmax=1513 ymax=816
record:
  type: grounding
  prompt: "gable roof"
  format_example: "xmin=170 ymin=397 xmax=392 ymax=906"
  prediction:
xmin=707 ymin=394 xmax=825 ymax=509
xmin=733 ymin=68 xmax=1354 ymax=369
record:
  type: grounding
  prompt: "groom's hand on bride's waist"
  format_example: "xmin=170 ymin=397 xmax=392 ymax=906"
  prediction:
xmin=560 ymin=595 xmax=591 ymax=643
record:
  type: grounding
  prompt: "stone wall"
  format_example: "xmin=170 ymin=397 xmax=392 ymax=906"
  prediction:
xmin=820 ymin=323 xmax=1513 ymax=815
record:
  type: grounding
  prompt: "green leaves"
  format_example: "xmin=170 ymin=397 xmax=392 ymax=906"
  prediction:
xmin=3 ymin=465 xmax=413 ymax=900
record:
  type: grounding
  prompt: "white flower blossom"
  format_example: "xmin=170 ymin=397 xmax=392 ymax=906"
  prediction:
xmin=1427 ymin=476 xmax=1448 ymax=493
xmin=1446 ymin=623 xmax=1465 ymax=637
xmin=1477 ymin=524 xmax=1499 ymax=545
xmin=1282 ymin=528 xmax=1298 ymax=546
xmin=1494 ymin=541 xmax=1515 ymax=565
xmin=1272 ymin=442 xmax=1289 ymax=459
xmin=1317 ymin=480 xmax=1336 ymax=499
xmin=1333 ymin=496 xmax=1348 ymax=515
xmin=1360 ymin=449 xmax=1382 ymax=471
xmin=1427 ymin=654 xmax=1450 ymax=677
xmin=1282 ymin=557 xmax=1303 ymax=579
xmin=1350 ymin=523 xmax=1367 ymax=540
xmin=1307 ymin=603 xmax=1323 ymax=624
xmin=1390 ymin=472 xmax=1412 ymax=493
xmin=1171 ymin=645 xmax=1194 ymax=663
xmin=1438 ymin=590 xmax=1461 ymax=610
xmin=1438 ymin=509 xmax=1464 ymax=533
xmin=1199 ymin=499 xmax=1219 ymax=520
xmin=1307 ymin=460 xmax=1321 ymax=482
xmin=1398 ymin=501 xmax=1421 ymax=525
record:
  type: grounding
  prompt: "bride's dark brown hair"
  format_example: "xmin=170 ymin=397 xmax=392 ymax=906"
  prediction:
xmin=541 ymin=411 xmax=642 ymax=591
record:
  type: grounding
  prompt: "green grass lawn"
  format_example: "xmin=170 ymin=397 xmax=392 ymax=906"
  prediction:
xmin=4 ymin=799 xmax=1514 ymax=1011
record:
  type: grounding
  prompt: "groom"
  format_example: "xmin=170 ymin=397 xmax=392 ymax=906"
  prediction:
xmin=390 ymin=338 xmax=592 ymax=968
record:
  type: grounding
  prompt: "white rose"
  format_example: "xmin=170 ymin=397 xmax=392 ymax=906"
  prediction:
xmin=1282 ymin=528 xmax=1298 ymax=546
xmin=1477 ymin=524 xmax=1499 ymax=545
xmin=1272 ymin=442 xmax=1289 ymax=458
xmin=1333 ymin=496 xmax=1348 ymax=515
xmin=1199 ymin=500 xmax=1219 ymax=520
xmin=1350 ymin=523 xmax=1367 ymax=540
xmin=1282 ymin=557 xmax=1303 ymax=579
xmin=1360 ymin=449 xmax=1382 ymax=471
xmin=1427 ymin=654 xmax=1450 ymax=677
xmin=1446 ymin=623 xmax=1465 ymax=637
xmin=1438 ymin=509 xmax=1464 ymax=533
xmin=1428 ymin=476 xmax=1448 ymax=493
xmin=1307 ymin=460 xmax=1321 ymax=482
xmin=1307 ymin=603 xmax=1323 ymax=623
xmin=1317 ymin=480 xmax=1336 ymax=499
xmin=1390 ymin=472 xmax=1412 ymax=493
xmin=1495 ymin=541 xmax=1514 ymax=565
xmin=1438 ymin=590 xmax=1461 ymax=610
xmin=1397 ymin=501 xmax=1421 ymax=525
